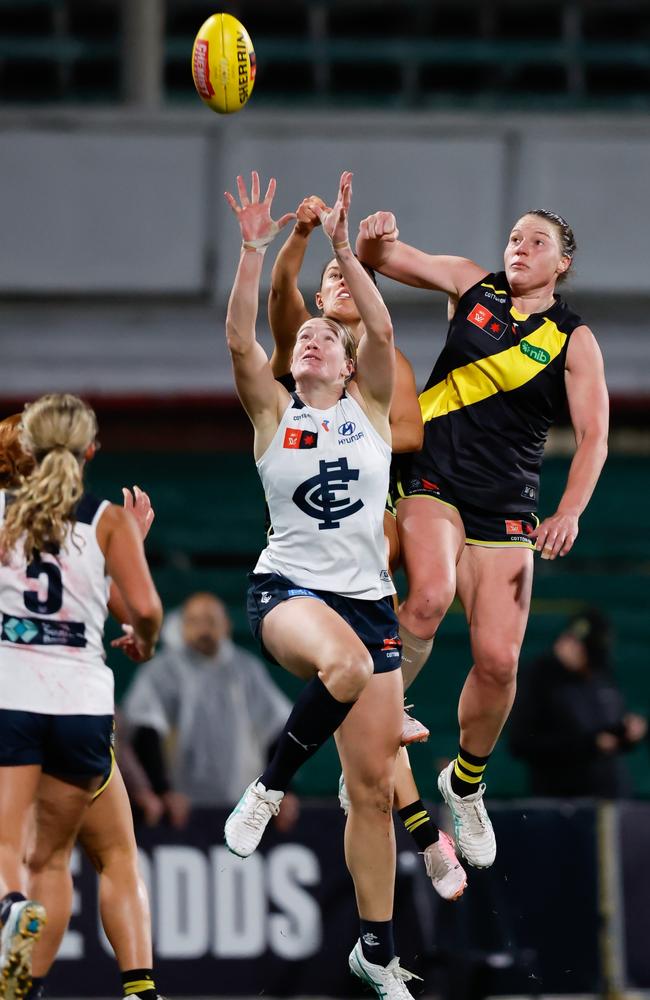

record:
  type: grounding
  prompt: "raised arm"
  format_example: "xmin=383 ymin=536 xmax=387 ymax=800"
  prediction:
xmin=108 ymin=486 xmax=155 ymax=627
xmin=268 ymin=196 xmax=327 ymax=376
xmin=99 ymin=505 xmax=162 ymax=662
xmin=390 ymin=348 xmax=424 ymax=453
xmin=532 ymin=325 xmax=609 ymax=559
xmin=224 ymin=172 xmax=295 ymax=455
xmin=319 ymin=172 xmax=394 ymax=427
xmin=356 ymin=210 xmax=486 ymax=301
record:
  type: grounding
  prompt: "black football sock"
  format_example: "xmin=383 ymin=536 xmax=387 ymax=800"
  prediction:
xmin=398 ymin=798 xmax=440 ymax=849
xmin=450 ymin=745 xmax=490 ymax=798
xmin=121 ymin=968 xmax=157 ymax=998
xmin=360 ymin=918 xmax=395 ymax=967
xmin=261 ymin=675 xmax=355 ymax=791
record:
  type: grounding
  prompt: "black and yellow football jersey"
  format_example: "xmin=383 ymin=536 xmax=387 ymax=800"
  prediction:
xmin=409 ymin=271 xmax=584 ymax=512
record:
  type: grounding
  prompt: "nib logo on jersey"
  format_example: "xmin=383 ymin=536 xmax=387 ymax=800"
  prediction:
xmin=337 ymin=421 xmax=364 ymax=445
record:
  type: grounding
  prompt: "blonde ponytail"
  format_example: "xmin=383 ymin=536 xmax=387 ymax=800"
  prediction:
xmin=1 ymin=394 xmax=97 ymax=562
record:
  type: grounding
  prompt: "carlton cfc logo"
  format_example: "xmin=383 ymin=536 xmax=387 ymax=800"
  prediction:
xmin=292 ymin=457 xmax=364 ymax=530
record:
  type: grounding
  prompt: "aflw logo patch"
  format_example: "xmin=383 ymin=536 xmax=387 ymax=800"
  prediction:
xmin=283 ymin=428 xmax=318 ymax=449
xmin=468 ymin=304 xmax=508 ymax=341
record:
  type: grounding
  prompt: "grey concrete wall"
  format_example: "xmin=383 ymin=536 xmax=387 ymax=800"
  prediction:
xmin=1 ymin=108 xmax=649 ymax=298
xmin=0 ymin=129 xmax=208 ymax=293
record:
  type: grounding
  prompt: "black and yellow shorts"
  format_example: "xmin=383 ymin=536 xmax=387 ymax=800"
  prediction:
xmin=395 ymin=470 xmax=538 ymax=548
xmin=385 ymin=484 xmax=397 ymax=519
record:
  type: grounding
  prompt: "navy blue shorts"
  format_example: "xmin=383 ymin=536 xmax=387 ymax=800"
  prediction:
xmin=247 ymin=572 xmax=402 ymax=674
xmin=0 ymin=710 xmax=113 ymax=778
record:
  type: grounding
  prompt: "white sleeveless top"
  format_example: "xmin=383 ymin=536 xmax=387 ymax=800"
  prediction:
xmin=0 ymin=492 xmax=114 ymax=715
xmin=254 ymin=391 xmax=394 ymax=600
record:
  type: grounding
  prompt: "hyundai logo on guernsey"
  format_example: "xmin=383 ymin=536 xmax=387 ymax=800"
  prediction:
xmin=337 ymin=421 xmax=364 ymax=444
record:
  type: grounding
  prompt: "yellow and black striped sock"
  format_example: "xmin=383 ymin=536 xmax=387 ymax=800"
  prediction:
xmin=398 ymin=798 xmax=439 ymax=850
xmin=121 ymin=969 xmax=157 ymax=998
xmin=450 ymin=746 xmax=490 ymax=798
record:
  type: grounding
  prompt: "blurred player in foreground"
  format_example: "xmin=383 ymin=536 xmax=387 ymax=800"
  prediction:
xmin=0 ymin=398 xmax=162 ymax=1000
xmin=358 ymin=208 xmax=608 ymax=869
xmin=222 ymin=171 xmax=420 ymax=999
xmin=0 ymin=414 xmax=165 ymax=1000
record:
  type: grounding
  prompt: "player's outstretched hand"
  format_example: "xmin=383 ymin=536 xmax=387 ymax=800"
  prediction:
xmin=530 ymin=510 xmax=579 ymax=559
xmin=358 ymin=211 xmax=400 ymax=243
xmin=111 ymin=624 xmax=156 ymax=662
xmin=224 ymin=171 xmax=295 ymax=251
xmin=123 ymin=485 xmax=155 ymax=540
xmin=319 ymin=171 xmax=352 ymax=249
xmin=295 ymin=195 xmax=328 ymax=236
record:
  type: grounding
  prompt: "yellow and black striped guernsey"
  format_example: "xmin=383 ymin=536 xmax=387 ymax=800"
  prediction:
xmin=411 ymin=271 xmax=584 ymax=512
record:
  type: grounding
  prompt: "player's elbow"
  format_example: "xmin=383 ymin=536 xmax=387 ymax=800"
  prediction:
xmin=375 ymin=318 xmax=394 ymax=346
xmin=577 ymin=423 xmax=608 ymax=464
xmin=129 ymin=591 xmax=163 ymax=636
xmin=225 ymin=323 xmax=250 ymax=359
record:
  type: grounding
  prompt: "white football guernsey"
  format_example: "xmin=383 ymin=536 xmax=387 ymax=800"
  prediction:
xmin=254 ymin=391 xmax=394 ymax=600
xmin=0 ymin=492 xmax=113 ymax=715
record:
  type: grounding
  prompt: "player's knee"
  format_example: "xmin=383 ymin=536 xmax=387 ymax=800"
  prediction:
xmin=475 ymin=642 xmax=519 ymax=687
xmin=323 ymin=650 xmax=373 ymax=701
xmin=27 ymin=845 xmax=69 ymax=877
xmin=84 ymin=842 xmax=134 ymax=876
xmin=405 ymin=582 xmax=455 ymax=636
xmin=347 ymin=771 xmax=394 ymax=816
xmin=83 ymin=847 xmax=104 ymax=874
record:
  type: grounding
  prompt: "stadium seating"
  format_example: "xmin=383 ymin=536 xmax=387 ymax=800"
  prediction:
xmin=2 ymin=0 xmax=650 ymax=108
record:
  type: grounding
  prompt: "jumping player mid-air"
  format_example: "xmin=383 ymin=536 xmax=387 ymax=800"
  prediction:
xmin=223 ymin=170 xmax=421 ymax=999
xmin=266 ymin=194 xmax=466 ymax=901
xmin=357 ymin=208 xmax=608 ymax=868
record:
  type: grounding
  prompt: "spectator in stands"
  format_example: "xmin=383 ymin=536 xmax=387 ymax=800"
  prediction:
xmin=123 ymin=592 xmax=294 ymax=826
xmin=509 ymin=609 xmax=647 ymax=798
